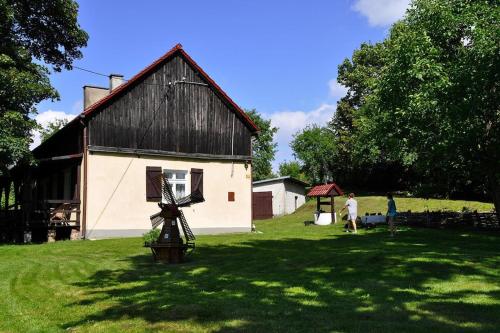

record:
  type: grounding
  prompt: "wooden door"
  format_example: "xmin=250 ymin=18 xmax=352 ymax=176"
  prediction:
xmin=252 ymin=191 xmax=273 ymax=220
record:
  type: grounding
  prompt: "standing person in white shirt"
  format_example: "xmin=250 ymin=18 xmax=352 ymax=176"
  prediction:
xmin=340 ymin=193 xmax=358 ymax=233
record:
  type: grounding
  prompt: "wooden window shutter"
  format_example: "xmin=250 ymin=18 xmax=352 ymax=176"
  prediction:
xmin=191 ymin=168 xmax=203 ymax=197
xmin=146 ymin=166 xmax=162 ymax=202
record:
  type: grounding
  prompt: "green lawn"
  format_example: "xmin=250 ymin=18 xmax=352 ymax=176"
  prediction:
xmin=0 ymin=196 xmax=498 ymax=333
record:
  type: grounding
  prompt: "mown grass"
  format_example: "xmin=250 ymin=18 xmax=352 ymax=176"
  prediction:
xmin=0 ymin=196 xmax=498 ymax=333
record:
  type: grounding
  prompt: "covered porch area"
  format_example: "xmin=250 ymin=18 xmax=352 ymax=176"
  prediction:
xmin=0 ymin=155 xmax=82 ymax=243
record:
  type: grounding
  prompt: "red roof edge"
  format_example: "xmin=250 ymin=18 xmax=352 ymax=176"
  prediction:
xmin=332 ymin=183 xmax=344 ymax=196
xmin=307 ymin=183 xmax=344 ymax=197
xmin=82 ymin=43 xmax=259 ymax=133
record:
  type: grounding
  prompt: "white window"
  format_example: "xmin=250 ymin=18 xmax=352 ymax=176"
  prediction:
xmin=163 ymin=169 xmax=189 ymax=200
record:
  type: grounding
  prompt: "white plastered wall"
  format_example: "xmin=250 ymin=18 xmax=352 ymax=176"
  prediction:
xmin=84 ymin=151 xmax=252 ymax=239
xmin=283 ymin=182 xmax=306 ymax=215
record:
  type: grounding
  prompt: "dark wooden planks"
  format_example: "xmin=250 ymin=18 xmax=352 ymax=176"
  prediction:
xmin=33 ymin=121 xmax=83 ymax=160
xmin=252 ymin=191 xmax=273 ymax=220
xmin=87 ymin=54 xmax=252 ymax=157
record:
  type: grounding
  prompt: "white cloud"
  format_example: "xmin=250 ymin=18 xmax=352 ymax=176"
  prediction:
xmin=31 ymin=110 xmax=78 ymax=149
xmin=328 ymin=79 xmax=348 ymax=98
xmin=353 ymin=0 xmax=410 ymax=27
xmin=270 ymin=103 xmax=336 ymax=141
xmin=268 ymin=103 xmax=336 ymax=170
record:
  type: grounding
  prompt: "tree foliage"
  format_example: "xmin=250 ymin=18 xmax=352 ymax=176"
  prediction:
xmin=246 ymin=109 xmax=278 ymax=181
xmin=278 ymin=160 xmax=307 ymax=183
xmin=290 ymin=125 xmax=336 ymax=184
xmin=0 ymin=0 xmax=88 ymax=175
xmin=328 ymin=42 xmax=408 ymax=188
xmin=291 ymin=43 xmax=403 ymax=188
xmin=355 ymin=0 xmax=499 ymax=212
xmin=40 ymin=118 xmax=69 ymax=143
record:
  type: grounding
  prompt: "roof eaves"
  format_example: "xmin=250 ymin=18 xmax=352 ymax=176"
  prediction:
xmin=31 ymin=116 xmax=81 ymax=154
xmin=286 ymin=177 xmax=310 ymax=187
xmin=307 ymin=183 xmax=343 ymax=197
xmin=253 ymin=176 xmax=309 ymax=187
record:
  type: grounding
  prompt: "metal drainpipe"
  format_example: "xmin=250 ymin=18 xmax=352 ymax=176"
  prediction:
xmin=250 ymin=138 xmax=253 ymax=228
xmin=80 ymin=116 xmax=88 ymax=239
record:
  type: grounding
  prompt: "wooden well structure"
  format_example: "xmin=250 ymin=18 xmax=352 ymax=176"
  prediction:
xmin=307 ymin=183 xmax=344 ymax=223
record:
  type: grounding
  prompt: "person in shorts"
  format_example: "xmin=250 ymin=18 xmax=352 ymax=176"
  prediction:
xmin=387 ymin=192 xmax=397 ymax=236
xmin=341 ymin=193 xmax=358 ymax=234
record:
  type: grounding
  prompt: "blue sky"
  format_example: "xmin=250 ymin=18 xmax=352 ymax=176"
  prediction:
xmin=35 ymin=0 xmax=410 ymax=170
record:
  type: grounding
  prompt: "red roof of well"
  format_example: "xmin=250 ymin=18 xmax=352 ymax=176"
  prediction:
xmin=83 ymin=43 xmax=259 ymax=133
xmin=307 ymin=183 xmax=344 ymax=197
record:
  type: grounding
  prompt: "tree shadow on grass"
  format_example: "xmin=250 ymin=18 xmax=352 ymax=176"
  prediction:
xmin=64 ymin=230 xmax=500 ymax=332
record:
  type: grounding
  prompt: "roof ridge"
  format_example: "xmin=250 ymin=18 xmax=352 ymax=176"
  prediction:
xmin=307 ymin=183 xmax=344 ymax=197
xmin=82 ymin=43 xmax=259 ymax=132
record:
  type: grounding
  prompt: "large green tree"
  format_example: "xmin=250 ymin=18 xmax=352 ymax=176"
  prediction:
xmin=330 ymin=42 xmax=386 ymax=165
xmin=328 ymin=42 xmax=407 ymax=188
xmin=290 ymin=125 xmax=336 ymax=184
xmin=357 ymin=0 xmax=499 ymax=214
xmin=0 ymin=0 xmax=88 ymax=175
xmin=278 ymin=160 xmax=307 ymax=183
xmin=246 ymin=109 xmax=278 ymax=181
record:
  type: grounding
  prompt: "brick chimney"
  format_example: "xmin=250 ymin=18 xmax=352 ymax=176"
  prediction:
xmin=109 ymin=74 xmax=124 ymax=91
xmin=82 ymin=74 xmax=124 ymax=110
xmin=83 ymin=85 xmax=109 ymax=109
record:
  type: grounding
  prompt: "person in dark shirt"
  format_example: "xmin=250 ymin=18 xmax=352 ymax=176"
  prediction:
xmin=387 ymin=193 xmax=397 ymax=236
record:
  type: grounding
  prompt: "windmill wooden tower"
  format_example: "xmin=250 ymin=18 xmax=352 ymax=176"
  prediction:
xmin=148 ymin=174 xmax=203 ymax=263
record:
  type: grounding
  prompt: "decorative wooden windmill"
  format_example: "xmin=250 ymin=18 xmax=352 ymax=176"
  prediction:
xmin=148 ymin=174 xmax=203 ymax=263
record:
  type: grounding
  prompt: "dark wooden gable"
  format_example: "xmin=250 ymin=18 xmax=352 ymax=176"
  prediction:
xmin=32 ymin=121 xmax=83 ymax=160
xmin=87 ymin=53 xmax=252 ymax=158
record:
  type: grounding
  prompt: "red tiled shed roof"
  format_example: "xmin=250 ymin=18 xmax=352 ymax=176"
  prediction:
xmin=307 ymin=183 xmax=344 ymax=197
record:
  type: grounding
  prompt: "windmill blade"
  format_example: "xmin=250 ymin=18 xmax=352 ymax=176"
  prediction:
xmin=150 ymin=211 xmax=164 ymax=229
xmin=158 ymin=174 xmax=196 ymax=245
xmin=178 ymin=210 xmax=196 ymax=242
xmin=176 ymin=190 xmax=204 ymax=207
xmin=161 ymin=175 xmax=178 ymax=205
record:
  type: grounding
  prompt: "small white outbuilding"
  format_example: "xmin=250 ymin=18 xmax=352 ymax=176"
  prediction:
xmin=252 ymin=176 xmax=309 ymax=217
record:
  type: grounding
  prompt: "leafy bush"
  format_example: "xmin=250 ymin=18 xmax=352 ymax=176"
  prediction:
xmin=143 ymin=228 xmax=161 ymax=246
